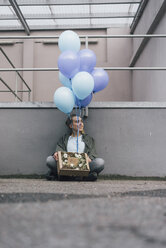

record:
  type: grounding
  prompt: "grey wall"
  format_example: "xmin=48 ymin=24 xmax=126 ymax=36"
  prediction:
xmin=1 ymin=102 xmax=166 ymax=177
xmin=132 ymin=0 xmax=166 ymax=101
xmin=0 ymin=28 xmax=132 ymax=102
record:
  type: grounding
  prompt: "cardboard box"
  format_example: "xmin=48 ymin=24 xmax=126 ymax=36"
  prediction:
xmin=57 ymin=151 xmax=90 ymax=177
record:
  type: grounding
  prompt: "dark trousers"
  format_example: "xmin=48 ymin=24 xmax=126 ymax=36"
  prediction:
xmin=46 ymin=156 xmax=104 ymax=177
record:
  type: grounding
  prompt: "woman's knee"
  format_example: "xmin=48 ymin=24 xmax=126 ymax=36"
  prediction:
xmin=95 ymin=158 xmax=105 ymax=169
xmin=46 ymin=156 xmax=56 ymax=169
xmin=91 ymin=158 xmax=105 ymax=173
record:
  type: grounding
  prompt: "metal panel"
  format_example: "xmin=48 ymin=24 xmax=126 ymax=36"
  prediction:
xmin=0 ymin=19 xmax=21 ymax=27
xmin=20 ymin=5 xmax=51 ymax=15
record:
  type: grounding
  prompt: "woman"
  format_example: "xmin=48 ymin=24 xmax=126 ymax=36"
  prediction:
xmin=46 ymin=114 xmax=104 ymax=181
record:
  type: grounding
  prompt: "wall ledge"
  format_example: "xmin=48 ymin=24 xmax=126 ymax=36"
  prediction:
xmin=1 ymin=102 xmax=166 ymax=109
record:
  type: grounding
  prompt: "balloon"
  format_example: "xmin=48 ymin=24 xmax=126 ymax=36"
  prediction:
xmin=75 ymin=93 xmax=93 ymax=108
xmin=78 ymin=49 xmax=96 ymax=73
xmin=53 ymin=87 xmax=75 ymax=114
xmin=91 ymin=68 xmax=109 ymax=93
xmin=72 ymin=71 xmax=94 ymax=100
xmin=58 ymin=50 xmax=80 ymax=79
xmin=59 ymin=72 xmax=72 ymax=89
xmin=58 ymin=30 xmax=80 ymax=53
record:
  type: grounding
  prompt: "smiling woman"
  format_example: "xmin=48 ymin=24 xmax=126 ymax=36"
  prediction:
xmin=46 ymin=114 xmax=105 ymax=181
xmin=66 ymin=114 xmax=84 ymax=135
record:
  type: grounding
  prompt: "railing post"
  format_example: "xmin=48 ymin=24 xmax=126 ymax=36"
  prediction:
xmin=85 ymin=36 xmax=88 ymax=49
xmin=28 ymin=90 xmax=30 ymax=101
xmin=15 ymin=72 xmax=18 ymax=102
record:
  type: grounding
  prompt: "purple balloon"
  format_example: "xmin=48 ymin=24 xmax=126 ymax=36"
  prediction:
xmin=75 ymin=93 xmax=93 ymax=108
xmin=91 ymin=68 xmax=109 ymax=93
xmin=78 ymin=49 xmax=96 ymax=73
xmin=58 ymin=50 xmax=80 ymax=79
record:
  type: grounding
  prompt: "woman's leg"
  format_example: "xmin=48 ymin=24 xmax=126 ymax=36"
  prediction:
xmin=89 ymin=158 xmax=105 ymax=175
xmin=46 ymin=156 xmax=58 ymax=176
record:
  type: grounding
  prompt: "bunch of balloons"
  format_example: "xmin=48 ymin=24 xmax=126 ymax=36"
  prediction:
xmin=54 ymin=30 xmax=109 ymax=114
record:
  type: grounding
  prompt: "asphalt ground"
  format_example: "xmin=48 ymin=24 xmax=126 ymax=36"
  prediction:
xmin=0 ymin=179 xmax=166 ymax=248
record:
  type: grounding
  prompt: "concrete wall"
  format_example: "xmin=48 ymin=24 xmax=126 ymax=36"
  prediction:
xmin=1 ymin=102 xmax=166 ymax=177
xmin=0 ymin=28 xmax=132 ymax=102
xmin=132 ymin=0 xmax=166 ymax=101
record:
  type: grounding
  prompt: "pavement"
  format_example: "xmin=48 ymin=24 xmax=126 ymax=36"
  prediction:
xmin=0 ymin=178 xmax=166 ymax=248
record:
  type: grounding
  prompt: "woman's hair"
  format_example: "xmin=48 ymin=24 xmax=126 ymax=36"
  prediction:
xmin=66 ymin=114 xmax=84 ymax=134
xmin=65 ymin=114 xmax=78 ymax=128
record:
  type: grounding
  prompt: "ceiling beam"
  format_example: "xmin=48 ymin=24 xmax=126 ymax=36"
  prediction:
xmin=0 ymin=0 xmax=141 ymax=6
xmin=0 ymin=23 xmax=130 ymax=31
xmin=130 ymin=0 xmax=149 ymax=33
xmin=130 ymin=0 xmax=166 ymax=66
xmin=0 ymin=13 xmax=135 ymax=20
xmin=8 ymin=0 xmax=30 ymax=35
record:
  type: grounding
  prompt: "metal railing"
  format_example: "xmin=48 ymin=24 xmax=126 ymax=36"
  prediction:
xmin=0 ymin=47 xmax=31 ymax=101
xmin=0 ymin=34 xmax=166 ymax=39
xmin=0 ymin=67 xmax=166 ymax=71
xmin=0 ymin=34 xmax=166 ymax=102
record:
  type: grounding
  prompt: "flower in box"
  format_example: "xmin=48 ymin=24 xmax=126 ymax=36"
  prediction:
xmin=63 ymin=153 xmax=68 ymax=158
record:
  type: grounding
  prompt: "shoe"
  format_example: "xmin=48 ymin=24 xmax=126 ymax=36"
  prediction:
xmin=45 ymin=170 xmax=57 ymax=181
xmin=59 ymin=175 xmax=75 ymax=181
xmin=83 ymin=172 xmax=97 ymax=181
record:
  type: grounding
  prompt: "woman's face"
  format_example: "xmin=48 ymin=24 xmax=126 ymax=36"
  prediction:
xmin=70 ymin=116 xmax=84 ymax=133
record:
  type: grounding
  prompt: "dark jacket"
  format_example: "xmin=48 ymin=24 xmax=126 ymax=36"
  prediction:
xmin=55 ymin=133 xmax=97 ymax=160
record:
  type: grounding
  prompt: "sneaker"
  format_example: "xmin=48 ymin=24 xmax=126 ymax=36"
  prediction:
xmin=83 ymin=172 xmax=97 ymax=181
xmin=59 ymin=175 xmax=75 ymax=181
xmin=45 ymin=170 xmax=57 ymax=181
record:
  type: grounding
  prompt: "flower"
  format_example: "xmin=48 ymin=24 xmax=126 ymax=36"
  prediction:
xmin=79 ymin=163 xmax=83 ymax=168
xmin=63 ymin=153 xmax=68 ymax=158
xmin=65 ymin=160 xmax=68 ymax=163
xmin=75 ymin=153 xmax=78 ymax=158
xmin=70 ymin=164 xmax=74 ymax=168
xmin=78 ymin=154 xmax=82 ymax=159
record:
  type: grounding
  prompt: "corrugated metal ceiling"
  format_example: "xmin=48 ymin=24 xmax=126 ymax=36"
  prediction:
xmin=0 ymin=0 xmax=142 ymax=31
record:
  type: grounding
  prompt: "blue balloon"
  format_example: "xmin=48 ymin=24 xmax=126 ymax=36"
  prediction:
xmin=58 ymin=50 xmax=80 ymax=79
xmin=58 ymin=30 xmax=80 ymax=53
xmin=72 ymin=72 xmax=94 ymax=100
xmin=59 ymin=72 xmax=72 ymax=89
xmin=91 ymin=68 xmax=109 ymax=93
xmin=53 ymin=87 xmax=75 ymax=114
xmin=75 ymin=93 xmax=93 ymax=108
xmin=78 ymin=49 xmax=96 ymax=73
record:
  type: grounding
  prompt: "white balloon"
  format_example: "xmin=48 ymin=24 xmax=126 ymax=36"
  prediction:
xmin=53 ymin=87 xmax=75 ymax=114
xmin=58 ymin=30 xmax=80 ymax=53
xmin=72 ymin=72 xmax=94 ymax=100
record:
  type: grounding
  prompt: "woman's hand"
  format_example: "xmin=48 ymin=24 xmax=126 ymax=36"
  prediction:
xmin=53 ymin=152 xmax=58 ymax=161
xmin=88 ymin=156 xmax=92 ymax=163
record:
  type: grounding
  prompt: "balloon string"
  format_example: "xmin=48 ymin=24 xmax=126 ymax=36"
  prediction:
xmin=75 ymin=106 xmax=79 ymax=153
xmin=79 ymin=105 xmax=81 ymax=118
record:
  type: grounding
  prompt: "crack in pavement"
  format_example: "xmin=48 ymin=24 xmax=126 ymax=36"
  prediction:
xmin=0 ymin=189 xmax=166 ymax=203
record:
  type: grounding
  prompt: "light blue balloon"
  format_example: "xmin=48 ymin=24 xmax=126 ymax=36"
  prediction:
xmin=59 ymin=72 xmax=72 ymax=89
xmin=72 ymin=72 xmax=94 ymax=100
xmin=53 ymin=87 xmax=75 ymax=114
xmin=58 ymin=30 xmax=80 ymax=53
